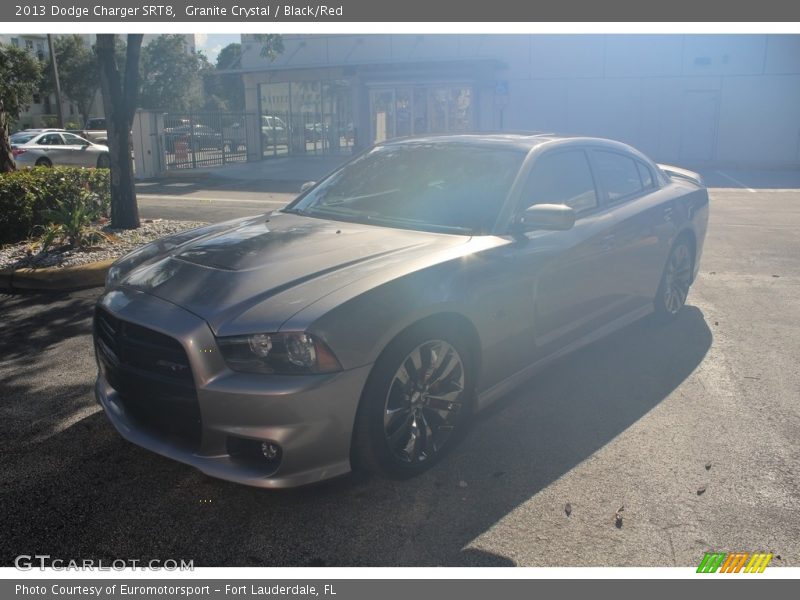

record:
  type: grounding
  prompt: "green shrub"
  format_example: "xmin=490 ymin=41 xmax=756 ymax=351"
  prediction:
xmin=0 ymin=166 xmax=110 ymax=245
xmin=40 ymin=190 xmax=106 ymax=249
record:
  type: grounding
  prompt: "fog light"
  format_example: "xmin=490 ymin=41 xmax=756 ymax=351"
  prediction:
xmin=227 ymin=436 xmax=283 ymax=473
xmin=261 ymin=442 xmax=280 ymax=460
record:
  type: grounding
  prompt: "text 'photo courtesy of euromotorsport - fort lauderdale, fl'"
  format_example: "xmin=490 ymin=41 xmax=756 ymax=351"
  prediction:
xmin=1 ymin=0 xmax=799 ymax=598
xmin=16 ymin=584 xmax=327 ymax=597
xmin=25 ymin=4 xmax=345 ymax=19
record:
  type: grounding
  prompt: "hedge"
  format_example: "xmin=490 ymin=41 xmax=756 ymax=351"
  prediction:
xmin=0 ymin=166 xmax=110 ymax=244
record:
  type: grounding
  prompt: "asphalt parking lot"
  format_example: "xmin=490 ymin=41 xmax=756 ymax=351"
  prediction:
xmin=1 ymin=170 xmax=799 ymax=567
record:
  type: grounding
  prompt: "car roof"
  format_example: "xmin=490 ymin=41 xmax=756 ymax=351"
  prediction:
xmin=379 ymin=132 xmax=554 ymax=151
xmin=379 ymin=132 xmax=647 ymax=156
xmin=17 ymin=128 xmax=65 ymax=133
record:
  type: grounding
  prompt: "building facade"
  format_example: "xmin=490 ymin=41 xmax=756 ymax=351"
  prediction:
xmin=239 ymin=34 xmax=800 ymax=167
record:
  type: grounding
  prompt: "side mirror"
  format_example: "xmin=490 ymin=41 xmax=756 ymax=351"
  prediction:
xmin=300 ymin=181 xmax=316 ymax=193
xmin=517 ymin=203 xmax=576 ymax=232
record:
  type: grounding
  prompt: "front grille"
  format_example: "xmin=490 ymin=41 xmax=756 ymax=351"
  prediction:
xmin=94 ymin=306 xmax=201 ymax=449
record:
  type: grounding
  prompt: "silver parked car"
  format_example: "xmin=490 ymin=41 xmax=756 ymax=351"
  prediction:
xmin=11 ymin=130 xmax=110 ymax=168
xmin=95 ymin=133 xmax=709 ymax=488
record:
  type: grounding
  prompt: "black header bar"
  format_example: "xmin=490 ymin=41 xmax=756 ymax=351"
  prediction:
xmin=2 ymin=0 xmax=800 ymax=23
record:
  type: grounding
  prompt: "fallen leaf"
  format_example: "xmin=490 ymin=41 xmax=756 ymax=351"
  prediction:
xmin=705 ymin=462 xmax=712 ymax=470
xmin=565 ymin=503 xmax=572 ymax=517
xmin=458 ymin=480 xmax=468 ymax=488
xmin=697 ymin=486 xmax=706 ymax=496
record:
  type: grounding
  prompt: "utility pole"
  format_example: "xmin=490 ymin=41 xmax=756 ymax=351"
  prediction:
xmin=46 ymin=34 xmax=65 ymax=128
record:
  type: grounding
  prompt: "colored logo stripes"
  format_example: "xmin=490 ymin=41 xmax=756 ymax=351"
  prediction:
xmin=697 ymin=552 xmax=773 ymax=573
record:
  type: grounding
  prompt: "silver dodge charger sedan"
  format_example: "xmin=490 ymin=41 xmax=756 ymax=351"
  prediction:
xmin=95 ymin=133 xmax=708 ymax=488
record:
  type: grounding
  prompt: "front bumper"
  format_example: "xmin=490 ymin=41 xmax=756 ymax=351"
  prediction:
xmin=95 ymin=288 xmax=372 ymax=488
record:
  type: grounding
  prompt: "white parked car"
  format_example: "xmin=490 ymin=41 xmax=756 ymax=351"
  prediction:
xmin=10 ymin=130 xmax=110 ymax=169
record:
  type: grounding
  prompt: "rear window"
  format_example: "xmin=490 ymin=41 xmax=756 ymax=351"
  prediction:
xmin=10 ymin=132 xmax=37 ymax=144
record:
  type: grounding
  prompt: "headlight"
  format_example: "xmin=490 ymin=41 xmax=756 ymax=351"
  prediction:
xmin=103 ymin=241 xmax=164 ymax=290
xmin=217 ymin=332 xmax=342 ymax=375
xmin=105 ymin=264 xmax=124 ymax=289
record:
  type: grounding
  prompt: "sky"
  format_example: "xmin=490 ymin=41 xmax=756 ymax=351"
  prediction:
xmin=195 ymin=33 xmax=241 ymax=65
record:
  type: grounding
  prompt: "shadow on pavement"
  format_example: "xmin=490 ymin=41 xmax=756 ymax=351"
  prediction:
xmin=0 ymin=295 xmax=711 ymax=566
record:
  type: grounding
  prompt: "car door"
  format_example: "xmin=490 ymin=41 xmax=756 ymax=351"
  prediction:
xmin=512 ymin=148 xmax=624 ymax=358
xmin=587 ymin=149 xmax=677 ymax=315
xmin=37 ymin=133 xmax=68 ymax=165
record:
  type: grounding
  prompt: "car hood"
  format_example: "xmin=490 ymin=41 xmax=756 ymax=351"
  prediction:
xmin=120 ymin=212 xmax=471 ymax=336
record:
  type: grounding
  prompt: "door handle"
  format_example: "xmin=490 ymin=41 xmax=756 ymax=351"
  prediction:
xmin=663 ymin=207 xmax=674 ymax=222
xmin=601 ymin=234 xmax=615 ymax=250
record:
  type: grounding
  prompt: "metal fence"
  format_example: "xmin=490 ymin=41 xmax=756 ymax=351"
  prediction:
xmin=260 ymin=111 xmax=355 ymax=159
xmin=162 ymin=112 xmax=258 ymax=170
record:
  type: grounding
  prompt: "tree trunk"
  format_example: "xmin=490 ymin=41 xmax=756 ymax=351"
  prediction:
xmin=0 ymin=100 xmax=16 ymax=173
xmin=96 ymin=34 xmax=143 ymax=229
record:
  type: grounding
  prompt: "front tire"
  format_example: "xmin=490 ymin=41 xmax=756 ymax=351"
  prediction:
xmin=35 ymin=157 xmax=52 ymax=167
xmin=352 ymin=322 xmax=474 ymax=478
xmin=654 ymin=237 xmax=694 ymax=321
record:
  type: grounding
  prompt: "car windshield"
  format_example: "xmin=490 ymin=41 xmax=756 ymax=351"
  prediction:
xmin=10 ymin=132 xmax=37 ymax=144
xmin=285 ymin=142 xmax=524 ymax=235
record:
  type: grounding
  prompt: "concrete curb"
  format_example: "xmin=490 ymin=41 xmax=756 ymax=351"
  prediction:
xmin=0 ymin=258 xmax=115 ymax=291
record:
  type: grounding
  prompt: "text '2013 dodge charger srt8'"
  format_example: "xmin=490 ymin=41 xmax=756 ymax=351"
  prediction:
xmin=94 ymin=133 xmax=708 ymax=488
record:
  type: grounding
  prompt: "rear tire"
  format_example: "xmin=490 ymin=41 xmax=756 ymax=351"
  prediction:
xmin=654 ymin=237 xmax=694 ymax=322
xmin=352 ymin=321 xmax=475 ymax=478
xmin=35 ymin=157 xmax=52 ymax=167
xmin=97 ymin=154 xmax=110 ymax=168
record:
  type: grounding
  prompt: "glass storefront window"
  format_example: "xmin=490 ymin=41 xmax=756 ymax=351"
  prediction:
xmin=413 ymin=88 xmax=428 ymax=135
xmin=258 ymin=81 xmax=472 ymax=156
xmin=323 ymin=80 xmax=355 ymax=153
xmin=371 ymin=90 xmax=395 ymax=143
xmin=395 ymin=89 xmax=412 ymax=138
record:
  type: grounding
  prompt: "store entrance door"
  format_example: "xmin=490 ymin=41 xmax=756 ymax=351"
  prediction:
xmin=369 ymin=85 xmax=473 ymax=144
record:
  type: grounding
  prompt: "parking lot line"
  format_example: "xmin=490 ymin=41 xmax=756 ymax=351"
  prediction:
xmin=715 ymin=170 xmax=756 ymax=193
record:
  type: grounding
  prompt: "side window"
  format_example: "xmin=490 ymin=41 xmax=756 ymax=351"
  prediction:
xmin=637 ymin=161 xmax=655 ymax=189
xmin=522 ymin=150 xmax=598 ymax=214
xmin=40 ymin=134 xmax=64 ymax=146
xmin=593 ymin=151 xmax=644 ymax=202
xmin=62 ymin=133 xmax=86 ymax=144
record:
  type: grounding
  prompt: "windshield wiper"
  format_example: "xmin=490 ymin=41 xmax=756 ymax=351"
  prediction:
xmin=364 ymin=215 xmax=473 ymax=235
xmin=282 ymin=207 xmax=310 ymax=216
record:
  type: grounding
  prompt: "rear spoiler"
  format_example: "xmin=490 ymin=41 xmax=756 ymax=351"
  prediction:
xmin=657 ymin=164 xmax=705 ymax=188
